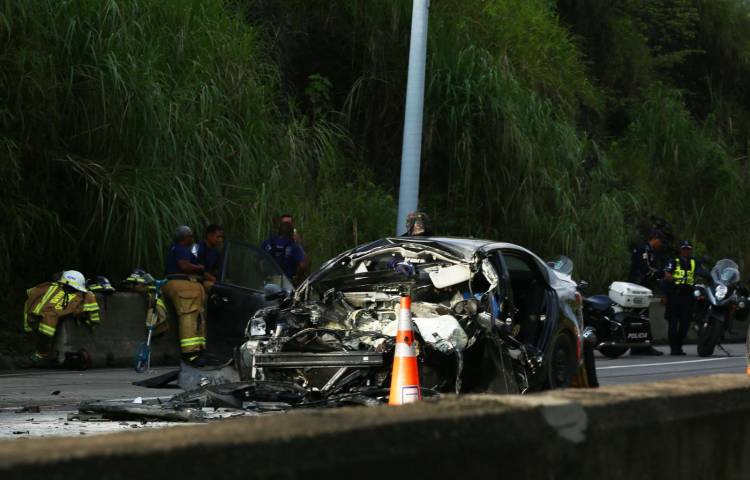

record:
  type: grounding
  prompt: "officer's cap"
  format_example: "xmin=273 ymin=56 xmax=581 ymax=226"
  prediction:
xmin=679 ymin=240 xmax=693 ymax=249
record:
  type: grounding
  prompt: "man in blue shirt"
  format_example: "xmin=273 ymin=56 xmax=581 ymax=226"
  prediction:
xmin=261 ymin=214 xmax=307 ymax=285
xmin=196 ymin=224 xmax=224 ymax=283
xmin=163 ymin=225 xmax=211 ymax=366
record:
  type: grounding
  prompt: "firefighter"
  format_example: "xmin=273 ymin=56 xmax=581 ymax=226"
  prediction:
xmin=162 ymin=225 xmax=211 ymax=366
xmin=663 ymin=240 xmax=701 ymax=356
xmin=23 ymin=270 xmax=100 ymax=367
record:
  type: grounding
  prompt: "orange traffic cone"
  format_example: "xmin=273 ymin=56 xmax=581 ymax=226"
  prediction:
xmin=388 ymin=293 xmax=422 ymax=405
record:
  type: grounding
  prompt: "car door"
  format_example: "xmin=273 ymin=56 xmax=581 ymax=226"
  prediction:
xmin=494 ymin=249 xmax=559 ymax=351
xmin=207 ymin=240 xmax=293 ymax=359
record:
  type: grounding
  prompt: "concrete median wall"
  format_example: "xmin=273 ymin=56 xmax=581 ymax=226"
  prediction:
xmin=1 ymin=374 xmax=749 ymax=479
xmin=42 ymin=293 xmax=747 ymax=367
xmin=53 ymin=292 xmax=180 ymax=368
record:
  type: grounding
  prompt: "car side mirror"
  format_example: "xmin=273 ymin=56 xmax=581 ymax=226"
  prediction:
xmin=264 ymin=283 xmax=288 ymax=302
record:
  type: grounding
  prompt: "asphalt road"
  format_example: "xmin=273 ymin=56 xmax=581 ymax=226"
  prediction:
xmin=1 ymin=343 xmax=747 ymax=438
xmin=595 ymin=343 xmax=747 ymax=385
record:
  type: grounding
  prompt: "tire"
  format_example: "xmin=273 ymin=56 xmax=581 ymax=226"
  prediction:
xmin=545 ymin=331 xmax=577 ymax=389
xmin=571 ymin=342 xmax=600 ymax=388
xmin=583 ymin=342 xmax=599 ymax=388
xmin=697 ymin=317 xmax=725 ymax=357
xmin=598 ymin=345 xmax=628 ymax=359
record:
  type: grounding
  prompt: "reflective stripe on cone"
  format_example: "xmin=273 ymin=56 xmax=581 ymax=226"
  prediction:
xmin=388 ymin=294 xmax=422 ymax=405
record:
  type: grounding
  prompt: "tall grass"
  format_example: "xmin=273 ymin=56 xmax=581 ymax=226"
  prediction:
xmin=0 ymin=0 xmax=394 ymax=350
xmin=283 ymin=0 xmax=633 ymax=287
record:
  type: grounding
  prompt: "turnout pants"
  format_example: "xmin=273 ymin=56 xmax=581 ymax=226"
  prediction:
xmin=162 ymin=279 xmax=206 ymax=354
xmin=665 ymin=291 xmax=694 ymax=353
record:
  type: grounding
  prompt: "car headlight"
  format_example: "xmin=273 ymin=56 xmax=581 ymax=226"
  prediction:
xmin=715 ymin=285 xmax=728 ymax=301
xmin=693 ymin=289 xmax=701 ymax=298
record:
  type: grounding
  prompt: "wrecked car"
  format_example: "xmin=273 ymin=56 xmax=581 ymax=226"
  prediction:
xmin=235 ymin=237 xmax=597 ymax=398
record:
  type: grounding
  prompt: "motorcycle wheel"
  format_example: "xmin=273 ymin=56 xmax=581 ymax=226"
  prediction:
xmin=598 ymin=346 xmax=628 ymax=358
xmin=697 ymin=319 xmax=724 ymax=357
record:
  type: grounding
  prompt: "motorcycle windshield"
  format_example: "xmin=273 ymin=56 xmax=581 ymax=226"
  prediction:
xmin=710 ymin=259 xmax=740 ymax=286
xmin=547 ymin=255 xmax=574 ymax=276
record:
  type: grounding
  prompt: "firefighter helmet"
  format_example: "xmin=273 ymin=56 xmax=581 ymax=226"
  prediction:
xmin=59 ymin=270 xmax=88 ymax=292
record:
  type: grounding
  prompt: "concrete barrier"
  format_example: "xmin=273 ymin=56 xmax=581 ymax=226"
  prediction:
xmin=53 ymin=292 xmax=180 ymax=368
xmin=0 ymin=374 xmax=749 ymax=479
xmin=649 ymin=298 xmax=748 ymax=344
xmin=44 ymin=292 xmax=747 ymax=368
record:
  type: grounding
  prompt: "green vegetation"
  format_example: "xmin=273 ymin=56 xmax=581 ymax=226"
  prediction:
xmin=2 ymin=0 xmax=749 ymax=353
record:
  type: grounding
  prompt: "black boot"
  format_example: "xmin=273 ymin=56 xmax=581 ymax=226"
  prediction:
xmin=631 ymin=345 xmax=664 ymax=356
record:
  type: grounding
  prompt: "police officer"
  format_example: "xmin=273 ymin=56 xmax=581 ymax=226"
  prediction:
xmin=663 ymin=240 xmax=701 ymax=356
xmin=162 ymin=225 xmax=211 ymax=366
xmin=262 ymin=214 xmax=308 ymax=286
xmin=629 ymin=230 xmax=665 ymax=287
xmin=627 ymin=230 xmax=665 ymax=356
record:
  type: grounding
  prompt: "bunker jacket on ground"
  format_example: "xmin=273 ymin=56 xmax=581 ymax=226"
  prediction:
xmin=121 ymin=282 xmax=169 ymax=335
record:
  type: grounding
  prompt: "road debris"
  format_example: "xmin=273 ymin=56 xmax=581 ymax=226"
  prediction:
xmin=13 ymin=406 xmax=40 ymax=414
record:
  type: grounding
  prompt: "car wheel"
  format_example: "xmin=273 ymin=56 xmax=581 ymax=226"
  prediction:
xmin=582 ymin=342 xmax=599 ymax=387
xmin=546 ymin=331 xmax=577 ymax=389
xmin=598 ymin=346 xmax=628 ymax=358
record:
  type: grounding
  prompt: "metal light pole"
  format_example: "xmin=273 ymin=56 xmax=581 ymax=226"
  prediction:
xmin=395 ymin=0 xmax=430 ymax=235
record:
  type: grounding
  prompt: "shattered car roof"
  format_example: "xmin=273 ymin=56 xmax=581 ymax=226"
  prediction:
xmin=303 ymin=236 xmax=576 ymax=303
xmin=309 ymin=236 xmax=550 ymax=281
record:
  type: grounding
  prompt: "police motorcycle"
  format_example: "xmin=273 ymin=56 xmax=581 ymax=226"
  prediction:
xmin=548 ymin=257 xmax=654 ymax=359
xmin=692 ymin=259 xmax=748 ymax=357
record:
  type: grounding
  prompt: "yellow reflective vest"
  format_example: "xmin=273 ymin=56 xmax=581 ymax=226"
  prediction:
xmin=672 ymin=258 xmax=696 ymax=286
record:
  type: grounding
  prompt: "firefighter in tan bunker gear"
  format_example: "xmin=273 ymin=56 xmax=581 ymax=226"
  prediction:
xmin=163 ymin=225 xmax=211 ymax=366
xmin=23 ymin=270 xmax=100 ymax=367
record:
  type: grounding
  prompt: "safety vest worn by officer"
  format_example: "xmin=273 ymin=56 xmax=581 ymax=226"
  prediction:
xmin=672 ymin=258 xmax=696 ymax=286
xmin=24 ymin=282 xmax=100 ymax=337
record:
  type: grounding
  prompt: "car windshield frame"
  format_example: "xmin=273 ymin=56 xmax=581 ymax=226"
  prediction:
xmin=220 ymin=240 xmax=292 ymax=293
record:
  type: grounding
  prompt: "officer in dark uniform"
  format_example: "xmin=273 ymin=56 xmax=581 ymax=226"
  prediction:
xmin=261 ymin=214 xmax=308 ymax=286
xmin=629 ymin=230 xmax=664 ymax=287
xmin=627 ymin=230 xmax=665 ymax=356
xmin=663 ymin=240 xmax=701 ymax=356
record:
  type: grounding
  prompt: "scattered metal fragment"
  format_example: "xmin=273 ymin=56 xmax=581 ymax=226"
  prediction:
xmin=78 ymin=400 xmax=205 ymax=423
xmin=14 ymin=406 xmax=40 ymax=414
xmin=132 ymin=370 xmax=180 ymax=389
